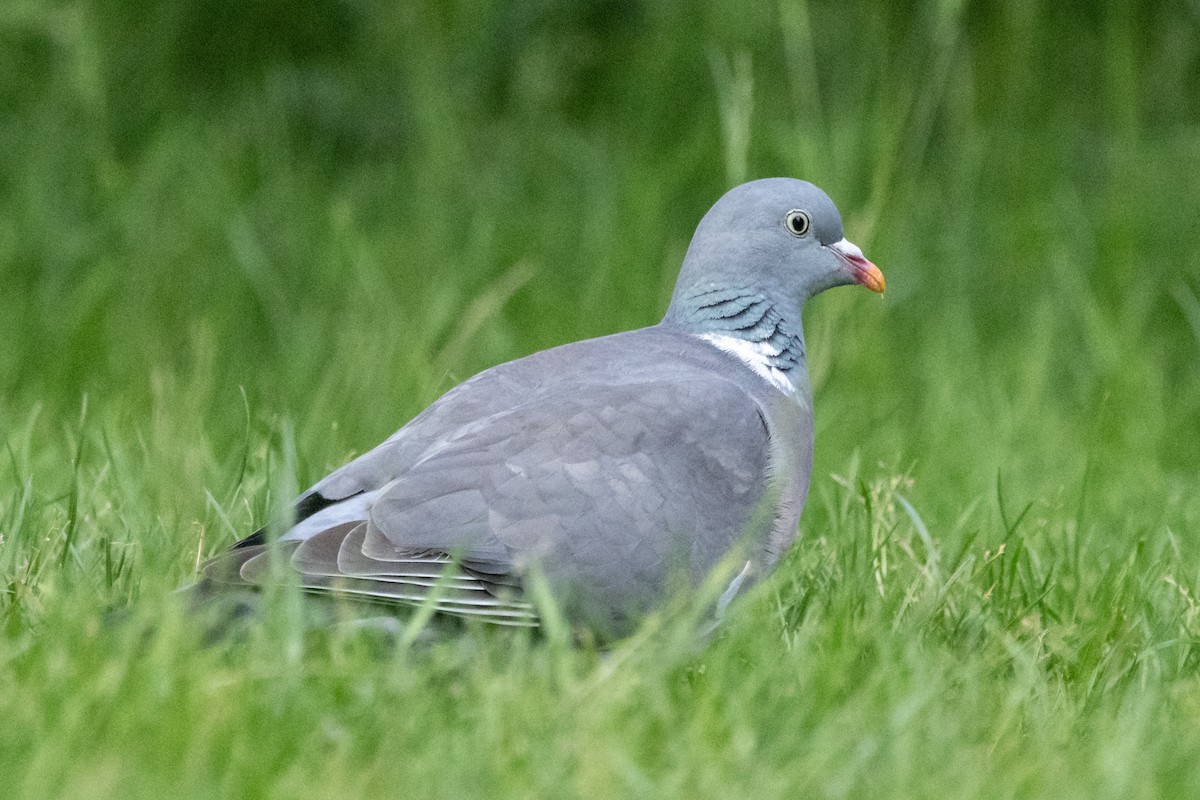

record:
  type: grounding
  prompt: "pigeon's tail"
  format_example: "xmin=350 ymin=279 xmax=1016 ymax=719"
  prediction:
xmin=197 ymin=521 xmax=539 ymax=627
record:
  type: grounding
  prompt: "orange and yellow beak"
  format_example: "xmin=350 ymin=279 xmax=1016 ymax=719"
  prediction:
xmin=829 ymin=238 xmax=886 ymax=294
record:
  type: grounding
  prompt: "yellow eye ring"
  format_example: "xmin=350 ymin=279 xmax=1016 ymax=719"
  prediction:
xmin=785 ymin=209 xmax=811 ymax=237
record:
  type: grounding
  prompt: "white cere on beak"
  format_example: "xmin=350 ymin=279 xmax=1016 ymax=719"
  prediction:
xmin=828 ymin=238 xmax=864 ymax=260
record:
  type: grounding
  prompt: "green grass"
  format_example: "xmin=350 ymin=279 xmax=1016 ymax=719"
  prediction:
xmin=3 ymin=0 xmax=1200 ymax=796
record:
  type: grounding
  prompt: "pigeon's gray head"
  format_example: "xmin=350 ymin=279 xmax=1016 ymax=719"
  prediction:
xmin=665 ymin=178 xmax=884 ymax=325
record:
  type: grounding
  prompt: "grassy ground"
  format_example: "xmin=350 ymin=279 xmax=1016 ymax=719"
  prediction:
xmin=3 ymin=1 xmax=1200 ymax=797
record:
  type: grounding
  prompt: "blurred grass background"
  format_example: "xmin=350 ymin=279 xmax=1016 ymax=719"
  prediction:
xmin=2 ymin=0 xmax=1200 ymax=797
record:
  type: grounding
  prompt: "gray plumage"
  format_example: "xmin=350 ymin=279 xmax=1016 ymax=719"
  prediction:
xmin=199 ymin=178 xmax=884 ymax=635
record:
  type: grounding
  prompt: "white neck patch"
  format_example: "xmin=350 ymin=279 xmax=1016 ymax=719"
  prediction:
xmin=697 ymin=333 xmax=805 ymax=398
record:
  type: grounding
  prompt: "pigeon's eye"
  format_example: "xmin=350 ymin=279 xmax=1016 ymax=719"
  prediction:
xmin=785 ymin=209 xmax=811 ymax=237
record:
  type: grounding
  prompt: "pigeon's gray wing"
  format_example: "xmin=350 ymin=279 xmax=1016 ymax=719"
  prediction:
xmin=286 ymin=327 xmax=779 ymax=510
xmin=357 ymin=371 xmax=773 ymax=628
xmin=205 ymin=373 xmax=774 ymax=630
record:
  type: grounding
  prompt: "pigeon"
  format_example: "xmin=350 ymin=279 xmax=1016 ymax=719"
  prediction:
xmin=199 ymin=178 xmax=885 ymax=636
